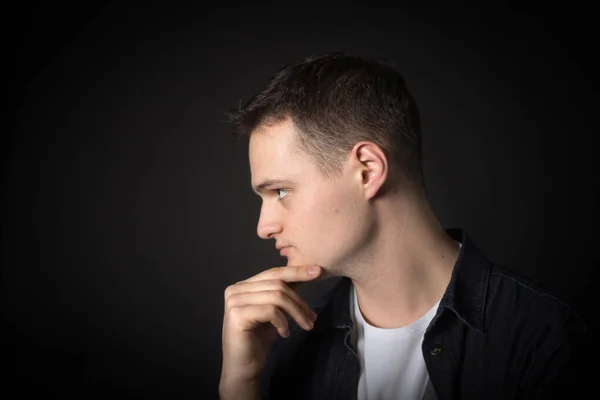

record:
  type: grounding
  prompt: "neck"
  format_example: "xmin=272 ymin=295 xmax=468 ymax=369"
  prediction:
xmin=347 ymin=188 xmax=460 ymax=329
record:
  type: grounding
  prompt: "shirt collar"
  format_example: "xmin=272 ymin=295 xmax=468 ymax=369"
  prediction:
xmin=311 ymin=228 xmax=491 ymax=334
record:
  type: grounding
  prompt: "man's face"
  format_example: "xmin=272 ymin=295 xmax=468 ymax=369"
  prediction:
xmin=249 ymin=118 xmax=372 ymax=274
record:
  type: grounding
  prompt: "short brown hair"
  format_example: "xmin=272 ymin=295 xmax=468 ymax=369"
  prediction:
xmin=227 ymin=52 xmax=425 ymax=190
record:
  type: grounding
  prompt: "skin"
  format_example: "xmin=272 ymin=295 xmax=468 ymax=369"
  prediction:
xmin=250 ymin=117 xmax=461 ymax=328
xmin=219 ymin=116 xmax=460 ymax=398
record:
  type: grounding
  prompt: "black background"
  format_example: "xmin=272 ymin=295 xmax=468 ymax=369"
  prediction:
xmin=3 ymin=1 xmax=598 ymax=398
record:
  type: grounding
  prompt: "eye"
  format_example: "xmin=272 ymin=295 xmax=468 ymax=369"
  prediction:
xmin=276 ymin=189 xmax=289 ymax=200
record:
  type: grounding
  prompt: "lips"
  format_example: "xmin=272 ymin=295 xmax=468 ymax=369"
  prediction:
xmin=279 ymin=246 xmax=290 ymax=256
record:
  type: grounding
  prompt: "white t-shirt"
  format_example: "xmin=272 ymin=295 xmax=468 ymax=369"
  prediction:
xmin=349 ymin=284 xmax=440 ymax=400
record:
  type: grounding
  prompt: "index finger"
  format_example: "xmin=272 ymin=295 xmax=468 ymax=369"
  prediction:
xmin=245 ymin=265 xmax=322 ymax=284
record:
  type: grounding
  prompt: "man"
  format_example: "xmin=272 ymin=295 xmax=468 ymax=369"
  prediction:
xmin=219 ymin=53 xmax=588 ymax=400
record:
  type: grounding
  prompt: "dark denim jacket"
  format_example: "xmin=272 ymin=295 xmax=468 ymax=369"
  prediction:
xmin=259 ymin=228 xmax=589 ymax=399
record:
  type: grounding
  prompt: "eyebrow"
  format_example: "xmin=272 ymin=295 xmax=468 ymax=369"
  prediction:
xmin=252 ymin=179 xmax=295 ymax=194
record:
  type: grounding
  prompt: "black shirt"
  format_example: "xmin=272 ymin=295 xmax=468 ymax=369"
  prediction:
xmin=259 ymin=228 xmax=589 ymax=399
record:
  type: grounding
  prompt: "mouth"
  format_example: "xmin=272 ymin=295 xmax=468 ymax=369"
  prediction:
xmin=279 ymin=247 xmax=290 ymax=256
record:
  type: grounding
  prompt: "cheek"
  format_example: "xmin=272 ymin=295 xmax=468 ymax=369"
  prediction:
xmin=285 ymin=194 xmax=338 ymax=245
xmin=304 ymin=191 xmax=364 ymax=238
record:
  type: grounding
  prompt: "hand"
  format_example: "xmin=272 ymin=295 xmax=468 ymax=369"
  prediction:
xmin=220 ymin=265 xmax=322 ymax=385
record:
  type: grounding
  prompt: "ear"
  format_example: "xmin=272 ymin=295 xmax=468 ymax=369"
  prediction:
xmin=352 ymin=141 xmax=388 ymax=200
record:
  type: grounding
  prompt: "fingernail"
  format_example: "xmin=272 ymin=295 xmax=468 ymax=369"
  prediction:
xmin=308 ymin=266 xmax=320 ymax=275
xmin=310 ymin=311 xmax=318 ymax=321
xmin=305 ymin=318 xmax=314 ymax=329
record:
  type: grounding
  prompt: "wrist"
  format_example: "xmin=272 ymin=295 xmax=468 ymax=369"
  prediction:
xmin=218 ymin=378 xmax=260 ymax=400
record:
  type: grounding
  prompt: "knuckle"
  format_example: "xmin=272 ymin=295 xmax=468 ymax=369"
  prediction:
xmin=266 ymin=304 xmax=278 ymax=316
xmin=224 ymin=294 xmax=237 ymax=309
xmin=270 ymin=290 xmax=286 ymax=302
xmin=228 ymin=306 xmax=243 ymax=322
xmin=224 ymin=285 xmax=235 ymax=299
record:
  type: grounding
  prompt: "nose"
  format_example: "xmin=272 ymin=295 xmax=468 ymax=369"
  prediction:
xmin=256 ymin=203 xmax=283 ymax=240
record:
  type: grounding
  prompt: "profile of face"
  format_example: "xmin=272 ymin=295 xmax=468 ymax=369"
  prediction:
xmin=249 ymin=118 xmax=383 ymax=276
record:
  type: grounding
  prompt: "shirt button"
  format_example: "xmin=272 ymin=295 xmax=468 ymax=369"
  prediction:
xmin=430 ymin=346 xmax=443 ymax=356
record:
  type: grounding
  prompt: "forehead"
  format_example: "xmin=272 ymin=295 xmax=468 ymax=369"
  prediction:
xmin=248 ymin=119 xmax=313 ymax=186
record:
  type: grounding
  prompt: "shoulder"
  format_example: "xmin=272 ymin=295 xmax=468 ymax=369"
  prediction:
xmin=485 ymin=262 xmax=588 ymax=352
xmin=486 ymin=264 xmax=592 ymax=396
xmin=489 ymin=264 xmax=573 ymax=312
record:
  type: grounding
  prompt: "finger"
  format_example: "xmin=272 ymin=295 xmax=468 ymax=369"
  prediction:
xmin=245 ymin=265 xmax=321 ymax=284
xmin=228 ymin=304 xmax=290 ymax=338
xmin=226 ymin=280 xmax=316 ymax=319
xmin=227 ymin=290 xmax=315 ymax=331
